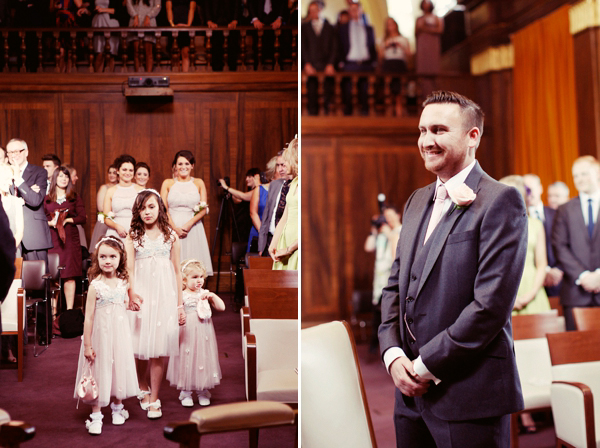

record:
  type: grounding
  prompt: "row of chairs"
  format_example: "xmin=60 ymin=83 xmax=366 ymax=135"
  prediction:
xmin=512 ymin=307 xmax=600 ymax=448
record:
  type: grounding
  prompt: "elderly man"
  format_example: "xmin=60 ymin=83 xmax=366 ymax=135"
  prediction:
xmin=379 ymin=91 xmax=527 ymax=447
xmin=547 ymin=181 xmax=570 ymax=210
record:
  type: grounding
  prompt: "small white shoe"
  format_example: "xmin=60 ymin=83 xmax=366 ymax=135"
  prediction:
xmin=85 ymin=416 xmax=103 ymax=435
xmin=110 ymin=403 xmax=129 ymax=425
xmin=179 ymin=391 xmax=194 ymax=407
xmin=147 ymin=399 xmax=162 ymax=419
xmin=198 ymin=390 xmax=211 ymax=406
xmin=137 ymin=389 xmax=151 ymax=411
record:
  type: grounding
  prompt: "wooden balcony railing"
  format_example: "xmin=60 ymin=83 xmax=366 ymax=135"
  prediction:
xmin=301 ymin=72 xmax=440 ymax=117
xmin=0 ymin=25 xmax=297 ymax=73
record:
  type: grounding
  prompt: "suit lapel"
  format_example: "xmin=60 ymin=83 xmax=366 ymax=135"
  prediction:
xmin=416 ymin=162 xmax=484 ymax=299
xmin=572 ymin=197 xmax=588 ymax=240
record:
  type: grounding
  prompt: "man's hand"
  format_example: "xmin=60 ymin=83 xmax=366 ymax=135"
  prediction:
xmin=544 ymin=267 xmax=563 ymax=287
xmin=253 ymin=19 xmax=264 ymax=29
xmin=580 ymin=271 xmax=600 ymax=293
xmin=304 ymin=63 xmax=316 ymax=75
xmin=389 ymin=357 xmax=430 ymax=397
xmin=228 ymin=20 xmax=238 ymax=29
xmin=271 ymin=17 xmax=282 ymax=30
xmin=324 ymin=64 xmax=335 ymax=76
xmin=31 ymin=184 xmax=40 ymax=193
xmin=207 ymin=20 xmax=218 ymax=29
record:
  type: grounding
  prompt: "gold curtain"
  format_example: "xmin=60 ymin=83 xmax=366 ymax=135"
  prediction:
xmin=513 ymin=5 xmax=578 ymax=194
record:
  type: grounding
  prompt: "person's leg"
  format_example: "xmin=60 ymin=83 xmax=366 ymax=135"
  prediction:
xmin=94 ymin=52 xmax=104 ymax=73
xmin=422 ymin=406 xmax=510 ymax=448
xmin=181 ymin=47 xmax=190 ymax=72
xmin=393 ymin=389 xmax=437 ymax=448
xmin=136 ymin=358 xmax=151 ymax=407
xmin=148 ymin=357 xmax=165 ymax=412
xmin=63 ymin=278 xmax=76 ymax=310
xmin=133 ymin=40 xmax=140 ymax=72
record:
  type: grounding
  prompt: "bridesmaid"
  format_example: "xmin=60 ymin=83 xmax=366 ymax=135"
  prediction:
xmin=89 ymin=164 xmax=118 ymax=251
xmin=135 ymin=162 xmax=151 ymax=188
xmin=161 ymin=150 xmax=213 ymax=275
xmin=44 ymin=166 xmax=87 ymax=311
xmin=104 ymin=155 xmax=143 ymax=243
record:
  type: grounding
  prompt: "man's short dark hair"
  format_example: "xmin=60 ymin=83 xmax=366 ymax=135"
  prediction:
xmin=42 ymin=153 xmax=61 ymax=167
xmin=423 ymin=91 xmax=485 ymax=136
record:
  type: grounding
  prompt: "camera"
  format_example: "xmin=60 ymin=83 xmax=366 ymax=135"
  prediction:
xmin=371 ymin=214 xmax=387 ymax=229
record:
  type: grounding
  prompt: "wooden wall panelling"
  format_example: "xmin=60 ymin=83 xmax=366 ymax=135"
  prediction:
xmin=301 ymin=137 xmax=341 ymax=322
xmin=573 ymin=27 xmax=600 ymax=159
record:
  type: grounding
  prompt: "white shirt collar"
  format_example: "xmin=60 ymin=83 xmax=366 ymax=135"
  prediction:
xmin=434 ymin=159 xmax=477 ymax=197
xmin=579 ymin=190 xmax=600 ymax=204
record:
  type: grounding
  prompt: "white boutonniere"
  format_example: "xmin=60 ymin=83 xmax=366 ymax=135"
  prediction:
xmin=448 ymin=184 xmax=476 ymax=215
xmin=193 ymin=201 xmax=208 ymax=217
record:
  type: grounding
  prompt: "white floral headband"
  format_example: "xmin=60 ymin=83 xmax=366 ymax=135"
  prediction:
xmin=95 ymin=235 xmax=124 ymax=250
xmin=138 ymin=188 xmax=161 ymax=197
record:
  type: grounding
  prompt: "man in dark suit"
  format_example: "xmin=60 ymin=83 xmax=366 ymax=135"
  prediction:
xmin=379 ymin=91 xmax=527 ymax=447
xmin=257 ymin=151 xmax=293 ymax=255
xmin=552 ymin=156 xmax=600 ymax=331
xmin=7 ymin=138 xmax=53 ymax=343
xmin=248 ymin=0 xmax=285 ymax=67
xmin=201 ymin=0 xmax=239 ymax=71
xmin=523 ymin=173 xmax=563 ymax=297
xmin=302 ymin=0 xmax=337 ymax=115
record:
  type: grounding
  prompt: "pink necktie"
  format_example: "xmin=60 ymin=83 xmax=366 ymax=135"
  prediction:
xmin=424 ymin=184 xmax=447 ymax=244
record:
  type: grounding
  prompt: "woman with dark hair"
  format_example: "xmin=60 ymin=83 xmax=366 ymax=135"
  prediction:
xmin=415 ymin=0 xmax=443 ymax=75
xmin=160 ymin=150 xmax=213 ymax=275
xmin=166 ymin=0 xmax=196 ymax=72
xmin=135 ymin=161 xmax=151 ymax=188
xmin=126 ymin=0 xmax=161 ymax=72
xmin=89 ymin=164 xmax=118 ymax=251
xmin=44 ymin=166 xmax=87 ymax=311
xmin=380 ymin=17 xmax=411 ymax=116
xmin=104 ymin=155 xmax=144 ymax=242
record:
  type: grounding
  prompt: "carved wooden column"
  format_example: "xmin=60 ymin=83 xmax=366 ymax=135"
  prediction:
xmin=223 ymin=30 xmax=229 ymax=72
xmin=70 ymin=31 xmax=77 ymax=73
xmin=121 ymin=32 xmax=128 ymax=72
xmin=36 ymin=31 xmax=43 ymax=72
xmin=171 ymin=30 xmax=180 ymax=72
xmin=204 ymin=30 xmax=211 ymax=72
xmin=88 ymin=31 xmax=94 ymax=72
xmin=18 ymin=31 xmax=26 ymax=73
xmin=189 ymin=30 xmax=196 ymax=72
xmin=2 ymin=31 xmax=9 ymax=72
xmin=239 ymin=29 xmax=246 ymax=71
xmin=155 ymin=31 xmax=162 ymax=71
xmin=274 ymin=29 xmax=280 ymax=71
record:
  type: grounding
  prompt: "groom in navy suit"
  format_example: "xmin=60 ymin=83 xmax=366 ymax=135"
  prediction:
xmin=379 ymin=91 xmax=527 ymax=447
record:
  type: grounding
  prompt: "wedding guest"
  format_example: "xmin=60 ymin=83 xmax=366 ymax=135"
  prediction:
xmin=415 ymin=0 xmax=443 ymax=75
xmin=126 ymin=0 xmax=161 ymax=72
xmin=161 ymin=150 xmax=213 ymax=275
xmin=0 ymin=147 xmax=6 ymax=164
xmin=44 ymin=166 xmax=87 ymax=312
xmin=89 ymin=164 xmax=118 ymax=251
xmin=64 ymin=164 xmax=87 ymax=249
xmin=166 ymin=0 xmax=196 ymax=72
xmin=269 ymin=138 xmax=298 ymax=270
xmin=6 ymin=138 xmax=53 ymax=344
xmin=134 ymin=162 xmax=151 ymax=188
xmin=0 ymin=201 xmax=16 ymax=363
xmin=41 ymin=154 xmax=61 ymax=194
xmin=200 ymin=0 xmax=239 ymax=71
xmin=547 ymin=181 xmax=570 ymax=210
xmin=104 ymin=155 xmax=143 ymax=242
xmin=248 ymin=0 xmax=285 ymax=68
xmin=380 ymin=17 xmax=411 ymax=116
xmin=90 ymin=0 xmax=122 ymax=72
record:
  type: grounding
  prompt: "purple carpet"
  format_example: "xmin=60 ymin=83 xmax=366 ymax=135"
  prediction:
xmin=0 ymin=292 xmax=296 ymax=447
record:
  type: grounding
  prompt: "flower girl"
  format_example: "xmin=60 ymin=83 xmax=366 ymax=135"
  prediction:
xmin=167 ymin=259 xmax=225 ymax=406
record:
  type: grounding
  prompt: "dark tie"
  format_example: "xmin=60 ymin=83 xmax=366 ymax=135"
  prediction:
xmin=274 ymin=180 xmax=291 ymax=227
xmin=588 ymin=198 xmax=594 ymax=239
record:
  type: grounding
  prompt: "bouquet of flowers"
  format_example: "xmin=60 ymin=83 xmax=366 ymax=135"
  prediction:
xmin=97 ymin=211 xmax=115 ymax=224
xmin=193 ymin=201 xmax=208 ymax=217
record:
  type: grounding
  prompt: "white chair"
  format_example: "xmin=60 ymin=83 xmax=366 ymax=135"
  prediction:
xmin=1 ymin=262 xmax=25 ymax=381
xmin=0 ymin=408 xmax=36 ymax=446
xmin=547 ymin=329 xmax=600 ymax=448
xmin=245 ymin=318 xmax=298 ymax=405
xmin=301 ymin=321 xmax=377 ymax=448
xmin=511 ymin=311 xmax=565 ymax=446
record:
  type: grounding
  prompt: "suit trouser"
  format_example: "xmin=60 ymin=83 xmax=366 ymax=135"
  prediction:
xmin=394 ymin=388 xmax=510 ymax=448
xmin=22 ymin=248 xmax=51 ymax=342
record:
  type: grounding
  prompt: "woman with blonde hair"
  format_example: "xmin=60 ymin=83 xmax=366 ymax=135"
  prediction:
xmin=269 ymin=138 xmax=298 ymax=270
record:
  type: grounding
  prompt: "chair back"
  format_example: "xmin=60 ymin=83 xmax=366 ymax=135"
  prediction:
xmin=512 ymin=312 xmax=564 ymax=410
xmin=572 ymin=307 xmax=600 ymax=331
xmin=248 ymin=256 xmax=274 ymax=270
xmin=243 ymin=269 xmax=298 ymax=296
xmin=1 ymin=279 xmax=24 ymax=332
xmin=14 ymin=257 xmax=22 ymax=279
xmin=21 ymin=260 xmax=46 ymax=291
xmin=247 ymin=287 xmax=298 ymax=319
xmin=47 ymin=253 xmax=60 ymax=281
xmin=301 ymin=321 xmax=377 ymax=448
xmin=548 ymin=296 xmax=563 ymax=316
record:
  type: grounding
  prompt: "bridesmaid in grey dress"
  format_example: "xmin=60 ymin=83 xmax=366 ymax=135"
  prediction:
xmin=126 ymin=0 xmax=161 ymax=72
xmin=92 ymin=0 xmax=121 ymax=72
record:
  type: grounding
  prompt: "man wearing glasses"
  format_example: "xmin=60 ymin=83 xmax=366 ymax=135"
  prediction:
xmin=7 ymin=138 xmax=53 ymax=344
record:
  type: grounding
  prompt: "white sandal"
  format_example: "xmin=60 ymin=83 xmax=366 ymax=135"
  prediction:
xmin=85 ymin=413 xmax=103 ymax=435
xmin=137 ymin=389 xmax=151 ymax=410
xmin=110 ymin=402 xmax=129 ymax=425
xmin=147 ymin=399 xmax=162 ymax=419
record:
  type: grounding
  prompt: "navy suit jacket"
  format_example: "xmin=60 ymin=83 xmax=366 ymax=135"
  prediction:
xmin=379 ymin=162 xmax=527 ymax=421
xmin=201 ymin=0 xmax=238 ymax=25
xmin=14 ymin=163 xmax=52 ymax=251
xmin=301 ymin=19 xmax=337 ymax=71
xmin=552 ymin=197 xmax=600 ymax=307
